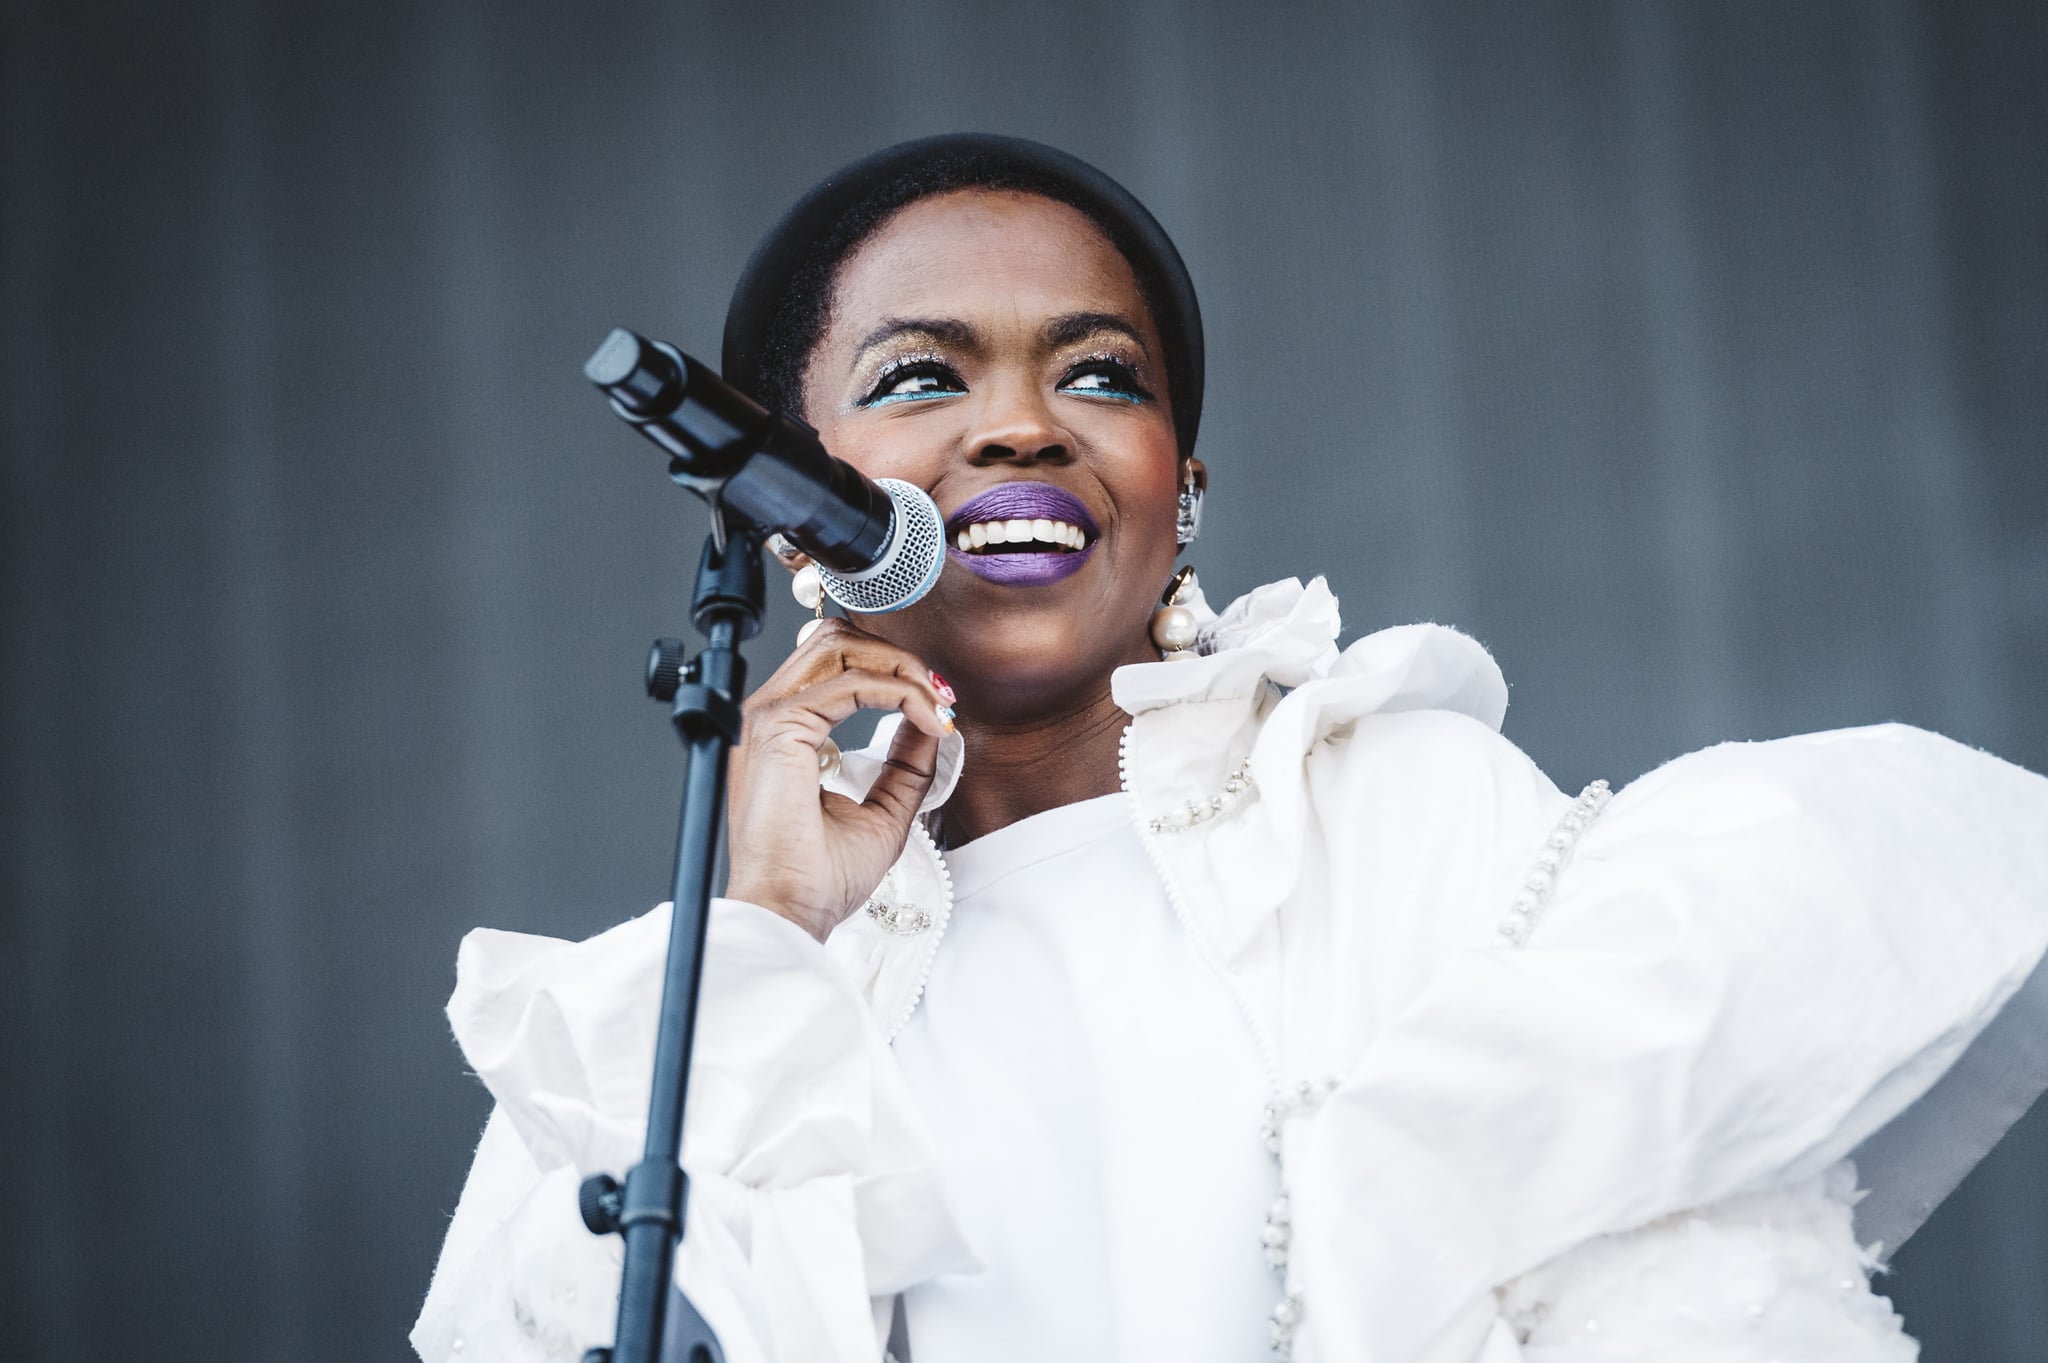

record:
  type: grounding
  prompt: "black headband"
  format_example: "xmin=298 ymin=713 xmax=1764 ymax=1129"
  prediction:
xmin=720 ymin=133 xmax=1206 ymax=459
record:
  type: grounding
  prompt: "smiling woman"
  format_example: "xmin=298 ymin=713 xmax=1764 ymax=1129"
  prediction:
xmin=411 ymin=136 xmax=2048 ymax=1363
xmin=787 ymin=186 xmax=1189 ymax=743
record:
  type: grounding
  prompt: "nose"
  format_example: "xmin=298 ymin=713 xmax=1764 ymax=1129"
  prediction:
xmin=966 ymin=380 xmax=1071 ymax=465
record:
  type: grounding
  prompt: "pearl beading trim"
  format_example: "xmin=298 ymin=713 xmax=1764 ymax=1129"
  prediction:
xmin=863 ymin=865 xmax=933 ymax=936
xmin=1268 ymin=1287 xmax=1305 ymax=1357
xmin=866 ymin=897 xmax=931 ymax=935
xmin=1494 ymin=780 xmax=1611 ymax=947
xmin=1147 ymin=759 xmax=1255 ymax=834
xmin=1254 ymin=784 xmax=1608 ymax=1354
xmin=1260 ymin=1075 xmax=1339 ymax=1358
xmin=1259 ymin=1076 xmax=1340 ymax=1156
xmin=883 ymin=821 xmax=954 ymax=1043
xmin=1122 ymin=719 xmax=1307 ymax=1357
xmin=1129 ymin=740 xmax=1608 ymax=1355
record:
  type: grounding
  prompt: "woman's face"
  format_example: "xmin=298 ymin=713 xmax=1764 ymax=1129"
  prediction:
xmin=803 ymin=188 xmax=1191 ymax=723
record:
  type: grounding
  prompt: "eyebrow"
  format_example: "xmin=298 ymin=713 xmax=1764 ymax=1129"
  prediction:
xmin=851 ymin=317 xmax=980 ymax=366
xmin=849 ymin=311 xmax=1154 ymax=368
xmin=1043 ymin=311 xmax=1151 ymax=357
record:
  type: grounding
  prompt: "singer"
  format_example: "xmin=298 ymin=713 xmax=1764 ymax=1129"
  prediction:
xmin=413 ymin=136 xmax=2048 ymax=1362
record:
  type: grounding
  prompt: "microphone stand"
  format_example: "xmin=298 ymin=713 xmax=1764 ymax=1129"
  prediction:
xmin=575 ymin=512 xmax=756 ymax=1363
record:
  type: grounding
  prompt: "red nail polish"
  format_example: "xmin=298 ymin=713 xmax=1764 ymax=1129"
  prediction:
xmin=930 ymin=671 xmax=956 ymax=705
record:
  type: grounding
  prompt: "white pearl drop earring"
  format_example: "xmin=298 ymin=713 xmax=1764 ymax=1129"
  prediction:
xmin=791 ymin=562 xmax=827 ymax=643
xmin=792 ymin=563 xmax=824 ymax=610
xmin=1150 ymin=565 xmax=1200 ymax=659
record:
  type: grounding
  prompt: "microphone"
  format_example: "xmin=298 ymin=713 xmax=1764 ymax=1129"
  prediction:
xmin=584 ymin=327 xmax=945 ymax=614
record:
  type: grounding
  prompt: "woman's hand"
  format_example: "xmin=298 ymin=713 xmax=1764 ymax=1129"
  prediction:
xmin=725 ymin=617 xmax=953 ymax=942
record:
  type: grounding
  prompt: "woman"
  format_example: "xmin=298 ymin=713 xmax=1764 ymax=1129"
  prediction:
xmin=413 ymin=136 xmax=2048 ymax=1363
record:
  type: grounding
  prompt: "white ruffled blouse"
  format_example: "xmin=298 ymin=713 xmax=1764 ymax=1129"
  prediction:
xmin=412 ymin=578 xmax=2048 ymax=1363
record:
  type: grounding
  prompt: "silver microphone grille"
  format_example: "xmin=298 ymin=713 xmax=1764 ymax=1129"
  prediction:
xmin=816 ymin=478 xmax=945 ymax=614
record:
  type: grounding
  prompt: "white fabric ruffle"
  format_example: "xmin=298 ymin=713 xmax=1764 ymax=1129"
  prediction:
xmin=411 ymin=900 xmax=976 ymax=1363
xmin=1290 ymin=719 xmax=2048 ymax=1363
xmin=1500 ymin=1162 xmax=1915 ymax=1362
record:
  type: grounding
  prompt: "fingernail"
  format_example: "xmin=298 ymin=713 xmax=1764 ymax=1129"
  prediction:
xmin=936 ymin=704 xmax=956 ymax=733
xmin=930 ymin=671 xmax=956 ymax=705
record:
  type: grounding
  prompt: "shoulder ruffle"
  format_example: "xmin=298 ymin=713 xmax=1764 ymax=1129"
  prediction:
xmin=1500 ymin=1161 xmax=1916 ymax=1362
xmin=1111 ymin=573 xmax=1506 ymax=727
xmin=1291 ymin=721 xmax=2048 ymax=1363
xmin=444 ymin=899 xmax=974 ymax=1287
xmin=1114 ymin=577 xmax=1521 ymax=960
xmin=1112 ymin=575 xmax=1341 ymax=711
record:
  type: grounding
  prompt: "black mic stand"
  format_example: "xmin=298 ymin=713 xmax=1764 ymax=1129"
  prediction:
xmin=575 ymin=509 xmax=758 ymax=1363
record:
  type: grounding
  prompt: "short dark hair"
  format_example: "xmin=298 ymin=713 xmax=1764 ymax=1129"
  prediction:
xmin=723 ymin=135 xmax=1205 ymax=457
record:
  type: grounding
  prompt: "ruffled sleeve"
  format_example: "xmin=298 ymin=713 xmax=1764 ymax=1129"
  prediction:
xmin=1291 ymin=722 xmax=2048 ymax=1363
xmin=410 ymin=898 xmax=975 ymax=1363
xmin=1495 ymin=1161 xmax=1917 ymax=1362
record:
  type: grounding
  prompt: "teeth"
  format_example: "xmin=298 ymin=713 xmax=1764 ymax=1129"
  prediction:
xmin=950 ymin=517 xmax=1092 ymax=552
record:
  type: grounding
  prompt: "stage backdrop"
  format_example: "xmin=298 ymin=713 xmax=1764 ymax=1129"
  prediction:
xmin=4 ymin=2 xmax=2043 ymax=1359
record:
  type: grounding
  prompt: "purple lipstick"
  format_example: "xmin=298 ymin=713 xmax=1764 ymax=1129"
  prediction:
xmin=946 ymin=482 xmax=1099 ymax=586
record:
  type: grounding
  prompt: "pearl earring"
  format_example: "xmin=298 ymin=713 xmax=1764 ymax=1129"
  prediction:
xmin=792 ymin=562 xmax=827 ymax=644
xmin=1150 ymin=565 xmax=1200 ymax=660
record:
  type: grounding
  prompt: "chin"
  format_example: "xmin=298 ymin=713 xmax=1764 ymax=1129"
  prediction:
xmin=900 ymin=595 xmax=1148 ymax=722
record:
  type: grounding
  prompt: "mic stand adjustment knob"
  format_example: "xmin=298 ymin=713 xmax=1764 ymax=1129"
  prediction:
xmin=579 ymin=1173 xmax=624 ymax=1236
xmin=646 ymin=638 xmax=691 ymax=702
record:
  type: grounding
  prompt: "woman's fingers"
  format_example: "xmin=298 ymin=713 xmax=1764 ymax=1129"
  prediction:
xmin=750 ymin=617 xmax=944 ymax=712
xmin=750 ymin=670 xmax=953 ymax=748
xmin=859 ymin=720 xmax=942 ymax=825
xmin=724 ymin=616 xmax=951 ymax=939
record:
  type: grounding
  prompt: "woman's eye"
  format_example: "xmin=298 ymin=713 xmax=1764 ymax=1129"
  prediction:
xmin=862 ymin=361 xmax=965 ymax=406
xmin=1058 ymin=359 xmax=1152 ymax=404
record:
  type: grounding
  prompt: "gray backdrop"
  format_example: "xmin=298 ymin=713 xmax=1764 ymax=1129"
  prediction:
xmin=4 ymin=2 xmax=2043 ymax=1360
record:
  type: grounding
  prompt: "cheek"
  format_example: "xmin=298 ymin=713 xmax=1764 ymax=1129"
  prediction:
xmin=810 ymin=415 xmax=950 ymax=486
xmin=1121 ymin=435 xmax=1184 ymax=531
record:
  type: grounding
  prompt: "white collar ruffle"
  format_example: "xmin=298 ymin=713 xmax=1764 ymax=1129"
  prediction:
xmin=833 ymin=575 xmax=1511 ymax=819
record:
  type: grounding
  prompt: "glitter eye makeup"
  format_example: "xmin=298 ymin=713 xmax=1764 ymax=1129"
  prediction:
xmin=858 ymin=353 xmax=967 ymax=407
xmin=1056 ymin=352 xmax=1154 ymax=404
xmin=850 ymin=342 xmax=1156 ymax=411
